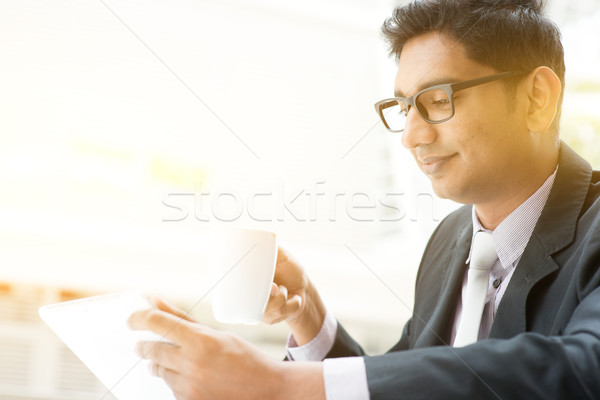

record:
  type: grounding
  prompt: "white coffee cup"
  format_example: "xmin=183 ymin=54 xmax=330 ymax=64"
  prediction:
xmin=209 ymin=229 xmax=277 ymax=325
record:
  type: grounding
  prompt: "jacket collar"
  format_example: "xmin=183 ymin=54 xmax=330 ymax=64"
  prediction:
xmin=490 ymin=142 xmax=593 ymax=338
xmin=534 ymin=142 xmax=593 ymax=254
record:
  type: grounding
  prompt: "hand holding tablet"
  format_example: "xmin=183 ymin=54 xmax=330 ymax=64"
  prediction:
xmin=39 ymin=229 xmax=281 ymax=399
xmin=39 ymin=292 xmax=176 ymax=400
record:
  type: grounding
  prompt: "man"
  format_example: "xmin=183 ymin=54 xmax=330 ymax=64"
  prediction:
xmin=129 ymin=0 xmax=600 ymax=398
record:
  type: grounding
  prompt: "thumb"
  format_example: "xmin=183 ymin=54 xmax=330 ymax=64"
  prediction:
xmin=151 ymin=296 xmax=196 ymax=323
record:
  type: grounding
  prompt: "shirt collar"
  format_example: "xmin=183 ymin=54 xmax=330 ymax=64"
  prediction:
xmin=468 ymin=168 xmax=558 ymax=269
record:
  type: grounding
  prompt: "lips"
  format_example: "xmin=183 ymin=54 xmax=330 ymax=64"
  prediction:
xmin=418 ymin=154 xmax=457 ymax=176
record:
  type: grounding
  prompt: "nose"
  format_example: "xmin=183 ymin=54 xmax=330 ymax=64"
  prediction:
xmin=401 ymin=107 xmax=438 ymax=149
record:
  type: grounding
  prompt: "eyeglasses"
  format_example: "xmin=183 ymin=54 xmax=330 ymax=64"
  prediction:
xmin=374 ymin=71 xmax=523 ymax=133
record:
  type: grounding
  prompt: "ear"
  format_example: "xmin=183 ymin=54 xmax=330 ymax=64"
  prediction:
xmin=524 ymin=66 xmax=562 ymax=134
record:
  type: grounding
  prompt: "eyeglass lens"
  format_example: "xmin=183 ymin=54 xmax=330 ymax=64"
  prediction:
xmin=381 ymin=88 xmax=452 ymax=131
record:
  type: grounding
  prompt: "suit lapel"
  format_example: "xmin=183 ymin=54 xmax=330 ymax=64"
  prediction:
xmin=414 ymin=221 xmax=472 ymax=348
xmin=490 ymin=143 xmax=592 ymax=338
xmin=490 ymin=235 xmax=560 ymax=337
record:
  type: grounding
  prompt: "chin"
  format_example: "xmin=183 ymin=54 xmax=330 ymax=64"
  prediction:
xmin=430 ymin=185 xmax=450 ymax=200
xmin=430 ymin=183 xmax=469 ymax=204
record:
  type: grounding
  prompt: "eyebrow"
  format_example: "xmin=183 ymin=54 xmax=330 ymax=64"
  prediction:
xmin=394 ymin=76 xmax=461 ymax=97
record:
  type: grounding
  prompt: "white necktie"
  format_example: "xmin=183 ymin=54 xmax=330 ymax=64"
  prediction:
xmin=454 ymin=231 xmax=497 ymax=347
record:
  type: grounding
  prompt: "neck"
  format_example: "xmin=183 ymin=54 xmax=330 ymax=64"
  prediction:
xmin=475 ymin=147 xmax=559 ymax=231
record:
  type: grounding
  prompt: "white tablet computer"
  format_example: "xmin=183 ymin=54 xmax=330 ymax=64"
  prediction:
xmin=39 ymin=291 xmax=176 ymax=400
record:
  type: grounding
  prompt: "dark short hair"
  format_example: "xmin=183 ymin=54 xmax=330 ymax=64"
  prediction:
xmin=382 ymin=0 xmax=565 ymax=130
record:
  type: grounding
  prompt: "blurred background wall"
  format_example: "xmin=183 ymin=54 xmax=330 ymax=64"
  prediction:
xmin=0 ymin=0 xmax=598 ymax=398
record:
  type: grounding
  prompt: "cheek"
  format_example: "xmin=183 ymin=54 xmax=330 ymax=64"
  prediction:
xmin=438 ymin=116 xmax=477 ymax=156
xmin=453 ymin=97 xmax=509 ymax=148
xmin=444 ymin=117 xmax=498 ymax=178
xmin=435 ymin=93 xmax=514 ymax=168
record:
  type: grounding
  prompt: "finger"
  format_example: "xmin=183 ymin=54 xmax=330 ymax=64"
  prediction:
xmin=281 ymin=293 xmax=303 ymax=317
xmin=273 ymin=247 xmax=300 ymax=283
xmin=151 ymin=296 xmax=196 ymax=323
xmin=279 ymin=285 xmax=288 ymax=301
xmin=263 ymin=293 xmax=303 ymax=324
xmin=263 ymin=284 xmax=288 ymax=315
xmin=288 ymin=293 xmax=302 ymax=312
xmin=150 ymin=363 xmax=187 ymax=396
xmin=137 ymin=341 xmax=183 ymax=372
xmin=276 ymin=246 xmax=289 ymax=262
xmin=129 ymin=308 xmax=203 ymax=345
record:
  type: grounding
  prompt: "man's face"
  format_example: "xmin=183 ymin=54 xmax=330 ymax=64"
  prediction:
xmin=396 ymin=31 xmax=531 ymax=205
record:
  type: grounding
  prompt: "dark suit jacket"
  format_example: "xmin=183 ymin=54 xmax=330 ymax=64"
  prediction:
xmin=326 ymin=143 xmax=600 ymax=399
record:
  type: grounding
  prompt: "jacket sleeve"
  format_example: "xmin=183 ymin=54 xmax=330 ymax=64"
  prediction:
xmin=324 ymin=318 xmax=412 ymax=359
xmin=324 ymin=322 xmax=367 ymax=358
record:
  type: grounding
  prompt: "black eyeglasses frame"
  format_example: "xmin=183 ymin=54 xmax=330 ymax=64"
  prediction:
xmin=374 ymin=71 xmax=525 ymax=133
